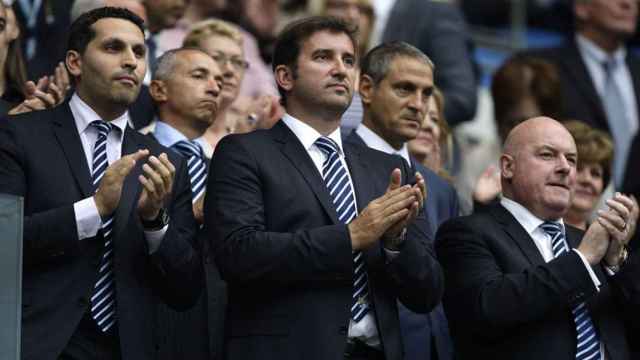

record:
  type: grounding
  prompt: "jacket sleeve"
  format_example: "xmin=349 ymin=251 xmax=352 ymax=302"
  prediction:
xmin=436 ymin=217 xmax=600 ymax=340
xmin=204 ymin=135 xmax=354 ymax=285
xmin=0 ymin=119 xmax=82 ymax=266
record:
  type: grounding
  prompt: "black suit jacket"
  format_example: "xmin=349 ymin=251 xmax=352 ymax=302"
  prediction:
xmin=0 ymin=103 xmax=203 ymax=360
xmin=622 ymin=134 xmax=640 ymax=251
xmin=150 ymin=132 xmax=227 ymax=360
xmin=524 ymin=39 xmax=640 ymax=134
xmin=346 ymin=131 xmax=457 ymax=360
xmin=204 ymin=120 xmax=444 ymax=360
xmin=436 ymin=203 xmax=640 ymax=360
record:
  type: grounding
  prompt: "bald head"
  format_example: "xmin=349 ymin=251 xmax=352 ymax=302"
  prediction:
xmin=500 ymin=116 xmax=578 ymax=220
xmin=503 ymin=117 xmax=574 ymax=157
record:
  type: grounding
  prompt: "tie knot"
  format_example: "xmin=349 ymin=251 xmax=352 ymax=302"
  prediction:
xmin=315 ymin=136 xmax=340 ymax=156
xmin=540 ymin=221 xmax=563 ymax=236
xmin=91 ymin=120 xmax=113 ymax=138
xmin=172 ymin=139 xmax=202 ymax=159
xmin=602 ymin=58 xmax=618 ymax=74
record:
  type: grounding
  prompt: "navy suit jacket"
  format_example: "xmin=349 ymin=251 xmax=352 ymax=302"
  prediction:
xmin=346 ymin=131 xmax=458 ymax=360
xmin=0 ymin=103 xmax=203 ymax=360
xmin=204 ymin=121 xmax=444 ymax=360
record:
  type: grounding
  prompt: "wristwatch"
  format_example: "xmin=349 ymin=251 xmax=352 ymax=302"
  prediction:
xmin=141 ymin=208 xmax=169 ymax=231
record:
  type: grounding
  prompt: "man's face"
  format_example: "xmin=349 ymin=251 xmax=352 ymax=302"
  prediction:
xmin=285 ymin=30 xmax=356 ymax=114
xmin=70 ymin=18 xmax=147 ymax=109
xmin=361 ymin=56 xmax=433 ymax=148
xmin=159 ymin=51 xmax=223 ymax=130
xmin=144 ymin=0 xmax=186 ymax=32
xmin=576 ymin=0 xmax=638 ymax=38
xmin=198 ymin=35 xmax=246 ymax=109
xmin=502 ymin=121 xmax=578 ymax=220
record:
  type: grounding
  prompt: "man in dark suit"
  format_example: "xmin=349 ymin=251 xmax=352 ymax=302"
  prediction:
xmin=380 ymin=0 xmax=476 ymax=127
xmin=204 ymin=16 xmax=443 ymax=360
xmin=147 ymin=47 xmax=226 ymax=360
xmin=525 ymin=0 xmax=639 ymax=187
xmin=345 ymin=41 xmax=457 ymax=360
xmin=437 ymin=116 xmax=640 ymax=360
xmin=0 ymin=8 xmax=202 ymax=360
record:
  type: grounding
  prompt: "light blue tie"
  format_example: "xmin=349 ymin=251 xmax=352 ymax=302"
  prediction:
xmin=171 ymin=140 xmax=207 ymax=202
xmin=540 ymin=221 xmax=601 ymax=360
xmin=315 ymin=136 xmax=370 ymax=322
xmin=602 ymin=59 xmax=635 ymax=187
xmin=89 ymin=120 xmax=117 ymax=333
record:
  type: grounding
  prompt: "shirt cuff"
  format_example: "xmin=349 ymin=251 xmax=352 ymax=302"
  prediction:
xmin=384 ymin=247 xmax=400 ymax=261
xmin=572 ymin=248 xmax=601 ymax=291
xmin=74 ymin=197 xmax=102 ymax=240
xmin=145 ymin=225 xmax=169 ymax=254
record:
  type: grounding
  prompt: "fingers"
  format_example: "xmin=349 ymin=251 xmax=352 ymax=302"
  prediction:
xmin=597 ymin=209 xmax=626 ymax=232
xmin=23 ymin=81 xmax=37 ymax=98
xmin=386 ymin=168 xmax=402 ymax=192
xmin=30 ymin=89 xmax=57 ymax=108
xmin=413 ymin=172 xmax=426 ymax=209
xmin=597 ymin=216 xmax=625 ymax=242
xmin=111 ymin=149 xmax=148 ymax=178
xmin=47 ymin=81 xmax=64 ymax=105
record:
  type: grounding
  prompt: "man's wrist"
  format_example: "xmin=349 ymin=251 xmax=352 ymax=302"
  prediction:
xmin=140 ymin=208 xmax=169 ymax=230
xmin=383 ymin=228 xmax=407 ymax=250
xmin=604 ymin=246 xmax=629 ymax=272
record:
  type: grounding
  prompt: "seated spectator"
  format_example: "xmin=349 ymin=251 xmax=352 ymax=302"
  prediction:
xmin=409 ymin=86 xmax=452 ymax=180
xmin=0 ymin=3 xmax=26 ymax=114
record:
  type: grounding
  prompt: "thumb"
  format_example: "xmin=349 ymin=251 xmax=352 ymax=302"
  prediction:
xmin=387 ymin=168 xmax=402 ymax=192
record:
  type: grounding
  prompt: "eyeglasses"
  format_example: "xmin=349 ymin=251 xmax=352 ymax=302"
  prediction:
xmin=211 ymin=52 xmax=249 ymax=71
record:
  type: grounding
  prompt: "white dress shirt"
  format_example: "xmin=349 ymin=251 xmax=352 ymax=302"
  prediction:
xmin=575 ymin=34 xmax=639 ymax=140
xmin=70 ymin=93 xmax=166 ymax=253
xmin=355 ymin=123 xmax=411 ymax=164
xmin=281 ymin=114 xmax=382 ymax=348
xmin=500 ymin=196 xmax=607 ymax=357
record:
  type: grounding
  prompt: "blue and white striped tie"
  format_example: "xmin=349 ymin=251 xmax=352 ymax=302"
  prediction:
xmin=89 ymin=120 xmax=117 ymax=333
xmin=540 ymin=221 xmax=602 ymax=360
xmin=171 ymin=140 xmax=207 ymax=202
xmin=315 ymin=136 xmax=370 ymax=322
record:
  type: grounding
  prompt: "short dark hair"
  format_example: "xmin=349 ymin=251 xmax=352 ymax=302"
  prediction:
xmin=68 ymin=7 xmax=145 ymax=55
xmin=272 ymin=16 xmax=357 ymax=104
xmin=360 ymin=41 xmax=434 ymax=85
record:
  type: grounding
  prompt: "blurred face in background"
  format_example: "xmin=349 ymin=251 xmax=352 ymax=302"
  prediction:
xmin=571 ymin=162 xmax=605 ymax=215
xmin=411 ymin=95 xmax=442 ymax=157
xmin=575 ymin=0 xmax=638 ymax=39
xmin=144 ymin=0 xmax=186 ymax=32
xmin=324 ymin=0 xmax=373 ymax=54
xmin=197 ymin=34 xmax=247 ymax=110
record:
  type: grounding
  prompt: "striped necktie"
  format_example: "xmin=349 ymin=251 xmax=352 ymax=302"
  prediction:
xmin=315 ymin=136 xmax=370 ymax=322
xmin=171 ymin=140 xmax=207 ymax=202
xmin=540 ymin=221 xmax=602 ymax=360
xmin=89 ymin=120 xmax=117 ymax=333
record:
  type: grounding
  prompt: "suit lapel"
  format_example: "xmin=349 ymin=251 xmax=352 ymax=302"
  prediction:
xmin=273 ymin=121 xmax=339 ymax=224
xmin=490 ymin=204 xmax=546 ymax=266
xmin=560 ymin=43 xmax=607 ymax=124
xmin=52 ymin=104 xmax=94 ymax=198
xmin=112 ymin=126 xmax=145 ymax=237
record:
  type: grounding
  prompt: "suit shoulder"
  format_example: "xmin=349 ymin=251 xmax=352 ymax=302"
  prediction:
xmin=438 ymin=209 xmax=495 ymax=234
xmin=2 ymin=108 xmax=56 ymax=132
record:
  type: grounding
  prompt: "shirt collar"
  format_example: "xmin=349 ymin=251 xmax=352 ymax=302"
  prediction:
xmin=576 ymin=34 xmax=627 ymax=67
xmin=355 ymin=123 xmax=411 ymax=163
xmin=500 ymin=196 xmax=564 ymax=236
xmin=153 ymin=118 xmax=190 ymax=148
xmin=69 ymin=92 xmax=129 ymax=137
xmin=281 ymin=113 xmax=344 ymax=154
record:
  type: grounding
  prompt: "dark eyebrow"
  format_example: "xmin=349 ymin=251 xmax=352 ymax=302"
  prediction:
xmin=312 ymin=49 xmax=333 ymax=56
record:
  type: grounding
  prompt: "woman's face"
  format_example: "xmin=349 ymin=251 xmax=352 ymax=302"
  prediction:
xmin=571 ymin=162 xmax=605 ymax=215
xmin=410 ymin=96 xmax=442 ymax=155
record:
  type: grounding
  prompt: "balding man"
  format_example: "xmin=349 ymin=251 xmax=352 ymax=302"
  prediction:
xmin=436 ymin=117 xmax=640 ymax=360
